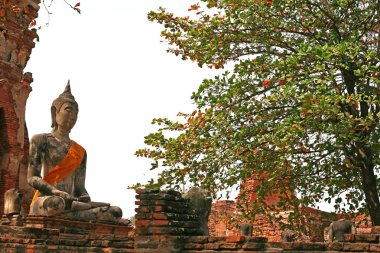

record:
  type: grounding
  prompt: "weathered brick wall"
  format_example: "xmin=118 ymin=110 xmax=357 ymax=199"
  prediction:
xmin=208 ymin=200 xmax=236 ymax=236
xmin=134 ymin=188 xmax=202 ymax=252
xmin=208 ymin=172 xmax=337 ymax=241
xmin=135 ymin=188 xmax=202 ymax=236
xmin=212 ymin=172 xmax=294 ymax=240
xmin=208 ymin=201 xmax=288 ymax=242
xmin=182 ymin=235 xmax=269 ymax=252
xmin=0 ymin=189 xmax=379 ymax=252
xmin=133 ymin=190 xmax=380 ymax=252
xmin=208 ymin=199 xmax=285 ymax=241
xmin=237 ymin=174 xmax=295 ymax=208
xmin=209 ymin=200 xmax=335 ymax=242
xmin=151 ymin=234 xmax=380 ymax=252
xmin=0 ymin=0 xmax=40 ymax=216
xmin=354 ymin=214 xmax=373 ymax=234
xmin=1 ymin=222 xmax=380 ymax=252
xmin=0 ymin=216 xmax=134 ymax=253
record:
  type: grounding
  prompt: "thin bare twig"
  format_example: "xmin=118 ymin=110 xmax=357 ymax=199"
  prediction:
xmin=63 ymin=0 xmax=81 ymax=14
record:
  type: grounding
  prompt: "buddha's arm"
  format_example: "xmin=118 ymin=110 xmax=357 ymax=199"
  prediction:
xmin=74 ymin=152 xmax=91 ymax=202
xmin=27 ymin=134 xmax=74 ymax=201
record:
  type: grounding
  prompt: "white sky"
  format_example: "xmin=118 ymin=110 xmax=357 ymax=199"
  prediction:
xmin=25 ymin=1 xmax=336 ymax=218
xmin=25 ymin=0 xmax=220 ymax=218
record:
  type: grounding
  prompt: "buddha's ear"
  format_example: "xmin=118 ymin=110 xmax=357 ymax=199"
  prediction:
xmin=50 ymin=106 xmax=57 ymax=129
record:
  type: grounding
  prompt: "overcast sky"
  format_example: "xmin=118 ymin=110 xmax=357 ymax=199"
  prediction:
xmin=25 ymin=1 xmax=337 ymax=218
xmin=25 ymin=0 xmax=220 ymax=218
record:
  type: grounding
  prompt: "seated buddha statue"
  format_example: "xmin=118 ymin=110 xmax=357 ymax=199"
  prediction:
xmin=27 ymin=82 xmax=123 ymax=222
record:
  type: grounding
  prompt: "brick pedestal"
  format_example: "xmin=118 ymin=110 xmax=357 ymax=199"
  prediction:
xmin=0 ymin=189 xmax=379 ymax=252
xmin=0 ymin=216 xmax=134 ymax=253
xmin=134 ymin=188 xmax=202 ymax=252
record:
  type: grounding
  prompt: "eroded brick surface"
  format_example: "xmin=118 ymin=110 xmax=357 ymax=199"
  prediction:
xmin=0 ymin=189 xmax=380 ymax=252
xmin=0 ymin=217 xmax=134 ymax=253
xmin=0 ymin=0 xmax=39 ymax=216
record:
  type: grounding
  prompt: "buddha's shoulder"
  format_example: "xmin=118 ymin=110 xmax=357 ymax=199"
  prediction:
xmin=30 ymin=133 xmax=51 ymax=145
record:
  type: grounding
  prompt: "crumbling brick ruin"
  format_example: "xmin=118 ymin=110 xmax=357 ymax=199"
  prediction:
xmin=0 ymin=1 xmax=378 ymax=252
xmin=0 ymin=0 xmax=40 ymax=216
xmin=0 ymin=189 xmax=379 ymax=252
xmin=208 ymin=174 xmax=370 ymax=242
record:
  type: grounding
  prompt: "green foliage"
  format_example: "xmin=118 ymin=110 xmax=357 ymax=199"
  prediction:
xmin=136 ymin=0 xmax=380 ymax=228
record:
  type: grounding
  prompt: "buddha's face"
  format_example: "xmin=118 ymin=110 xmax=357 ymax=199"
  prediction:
xmin=55 ymin=102 xmax=78 ymax=132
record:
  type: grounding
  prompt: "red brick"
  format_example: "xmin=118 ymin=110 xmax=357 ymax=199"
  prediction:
xmin=183 ymin=243 xmax=204 ymax=250
xmin=135 ymin=188 xmax=160 ymax=195
xmin=186 ymin=236 xmax=209 ymax=243
xmin=151 ymin=220 xmax=169 ymax=226
xmin=204 ymin=243 xmax=220 ymax=250
xmin=135 ymin=220 xmax=150 ymax=227
xmin=136 ymin=206 xmax=150 ymax=213
xmin=46 ymin=245 xmax=59 ymax=250
xmin=226 ymin=235 xmax=246 ymax=243
xmin=242 ymin=242 xmax=266 ymax=250
xmin=372 ymin=226 xmax=380 ymax=233
xmin=152 ymin=213 xmax=169 ymax=220
xmin=327 ymin=242 xmax=344 ymax=251
xmin=370 ymin=244 xmax=380 ymax=252
xmin=343 ymin=242 xmax=370 ymax=251
xmin=219 ymin=242 xmax=239 ymax=249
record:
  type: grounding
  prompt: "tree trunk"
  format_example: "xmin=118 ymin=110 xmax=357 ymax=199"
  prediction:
xmin=342 ymin=64 xmax=380 ymax=225
xmin=356 ymin=142 xmax=380 ymax=226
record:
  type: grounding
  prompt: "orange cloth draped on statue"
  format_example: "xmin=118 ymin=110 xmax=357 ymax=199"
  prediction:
xmin=30 ymin=140 xmax=85 ymax=205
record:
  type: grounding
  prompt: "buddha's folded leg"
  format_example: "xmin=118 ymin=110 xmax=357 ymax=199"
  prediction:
xmin=29 ymin=196 xmax=66 ymax=216
xmin=71 ymin=201 xmax=92 ymax=211
xmin=58 ymin=206 xmax=98 ymax=220
xmin=58 ymin=205 xmax=122 ymax=221
xmin=107 ymin=206 xmax=123 ymax=218
xmin=30 ymin=196 xmax=123 ymax=222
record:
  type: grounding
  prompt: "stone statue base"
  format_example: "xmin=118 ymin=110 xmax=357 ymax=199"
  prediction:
xmin=29 ymin=196 xmax=125 ymax=223
xmin=26 ymin=216 xmax=133 ymax=235
xmin=0 ymin=216 xmax=134 ymax=252
xmin=0 ymin=214 xmax=24 ymax=226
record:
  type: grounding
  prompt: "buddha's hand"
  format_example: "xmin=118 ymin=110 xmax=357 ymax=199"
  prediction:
xmin=78 ymin=193 xmax=91 ymax=202
xmin=51 ymin=189 xmax=75 ymax=201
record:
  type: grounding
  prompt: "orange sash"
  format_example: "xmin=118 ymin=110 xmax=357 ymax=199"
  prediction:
xmin=30 ymin=140 xmax=85 ymax=205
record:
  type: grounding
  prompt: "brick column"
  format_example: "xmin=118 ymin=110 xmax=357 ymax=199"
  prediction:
xmin=134 ymin=188 xmax=201 ymax=252
xmin=0 ymin=0 xmax=40 ymax=216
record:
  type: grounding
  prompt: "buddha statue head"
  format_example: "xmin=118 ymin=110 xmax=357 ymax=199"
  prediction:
xmin=51 ymin=81 xmax=79 ymax=131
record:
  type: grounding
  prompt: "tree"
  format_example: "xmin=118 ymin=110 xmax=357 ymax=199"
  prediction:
xmin=136 ymin=0 xmax=380 ymax=226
